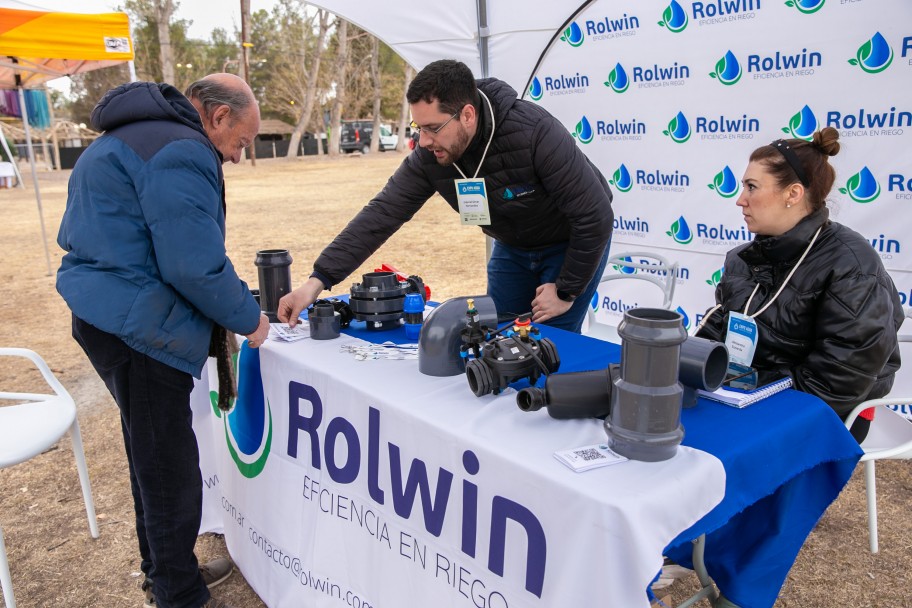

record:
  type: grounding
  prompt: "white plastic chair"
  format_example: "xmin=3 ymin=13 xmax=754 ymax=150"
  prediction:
xmin=0 ymin=348 xmax=99 ymax=608
xmin=843 ymin=396 xmax=912 ymax=554
xmin=584 ymin=251 xmax=679 ymax=342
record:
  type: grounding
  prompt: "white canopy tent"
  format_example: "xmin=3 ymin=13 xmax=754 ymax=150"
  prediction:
xmin=305 ymin=0 xmax=595 ymax=89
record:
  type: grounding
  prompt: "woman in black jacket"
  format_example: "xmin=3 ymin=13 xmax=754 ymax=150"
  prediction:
xmin=696 ymin=127 xmax=903 ymax=443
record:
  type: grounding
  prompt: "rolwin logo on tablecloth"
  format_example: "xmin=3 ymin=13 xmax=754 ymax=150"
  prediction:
xmin=667 ymin=216 xmax=694 ymax=245
xmin=658 ymin=1 xmax=688 ymax=33
xmin=663 ymin=111 xmax=691 ymax=143
xmin=708 ymin=166 xmax=740 ymax=198
xmin=610 ymin=164 xmax=633 ymax=192
xmin=528 ymin=77 xmax=543 ymax=101
xmin=572 ymin=116 xmax=594 ymax=143
xmin=848 ymin=32 xmax=894 ymax=74
xmin=784 ymin=0 xmax=826 ymax=14
xmin=782 ymin=105 xmax=818 ymax=140
xmin=710 ymin=50 xmax=742 ymax=85
xmin=605 ymin=63 xmax=630 ymax=93
xmin=560 ymin=22 xmax=584 ymax=47
xmin=209 ymin=344 xmax=273 ymax=478
xmin=839 ymin=167 xmax=881 ymax=203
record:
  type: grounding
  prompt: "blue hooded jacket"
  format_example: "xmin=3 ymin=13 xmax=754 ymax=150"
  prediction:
xmin=57 ymin=82 xmax=260 ymax=377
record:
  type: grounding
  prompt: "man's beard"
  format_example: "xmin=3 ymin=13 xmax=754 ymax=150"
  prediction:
xmin=428 ymin=124 xmax=471 ymax=166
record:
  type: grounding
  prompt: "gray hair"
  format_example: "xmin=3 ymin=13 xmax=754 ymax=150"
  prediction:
xmin=184 ymin=78 xmax=253 ymax=118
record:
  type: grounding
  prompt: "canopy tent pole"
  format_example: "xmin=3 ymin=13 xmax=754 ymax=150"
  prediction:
xmin=476 ymin=0 xmax=493 ymax=261
xmin=17 ymin=79 xmax=53 ymax=276
xmin=475 ymin=0 xmax=489 ymax=78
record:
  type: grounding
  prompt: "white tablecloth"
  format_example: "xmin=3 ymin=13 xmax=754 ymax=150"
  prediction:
xmin=192 ymin=333 xmax=725 ymax=608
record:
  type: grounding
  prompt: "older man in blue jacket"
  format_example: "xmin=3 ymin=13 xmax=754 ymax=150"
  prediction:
xmin=57 ymin=73 xmax=268 ymax=608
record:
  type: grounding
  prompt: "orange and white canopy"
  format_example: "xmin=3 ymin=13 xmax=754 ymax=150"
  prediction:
xmin=0 ymin=0 xmax=133 ymax=87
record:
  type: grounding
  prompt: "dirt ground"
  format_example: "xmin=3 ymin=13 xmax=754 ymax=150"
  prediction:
xmin=0 ymin=151 xmax=909 ymax=608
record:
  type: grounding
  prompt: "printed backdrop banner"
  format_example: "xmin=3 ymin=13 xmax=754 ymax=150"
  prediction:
xmin=526 ymin=0 xmax=912 ymax=329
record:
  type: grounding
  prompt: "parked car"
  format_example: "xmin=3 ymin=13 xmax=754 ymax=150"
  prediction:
xmin=340 ymin=120 xmax=398 ymax=154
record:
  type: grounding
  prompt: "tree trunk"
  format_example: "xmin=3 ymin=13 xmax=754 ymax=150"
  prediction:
xmin=396 ymin=64 xmax=414 ymax=152
xmin=369 ymin=36 xmax=381 ymax=153
xmin=328 ymin=19 xmax=348 ymax=158
xmin=240 ymin=0 xmax=255 ymax=165
xmin=154 ymin=0 xmax=175 ymax=85
xmin=286 ymin=10 xmax=330 ymax=160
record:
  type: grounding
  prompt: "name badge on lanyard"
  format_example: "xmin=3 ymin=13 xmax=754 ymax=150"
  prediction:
xmin=725 ymin=311 xmax=758 ymax=367
xmin=455 ymin=178 xmax=491 ymax=226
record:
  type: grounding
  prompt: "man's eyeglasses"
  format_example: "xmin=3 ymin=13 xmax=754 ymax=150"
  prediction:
xmin=409 ymin=111 xmax=459 ymax=136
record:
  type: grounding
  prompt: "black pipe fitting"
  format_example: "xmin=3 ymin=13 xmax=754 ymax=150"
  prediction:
xmin=516 ymin=365 xmax=618 ymax=419
xmin=255 ymin=249 xmax=292 ymax=322
xmin=308 ymin=300 xmax=342 ymax=340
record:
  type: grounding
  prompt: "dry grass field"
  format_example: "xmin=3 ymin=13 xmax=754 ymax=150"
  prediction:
xmin=0 ymin=151 xmax=909 ymax=607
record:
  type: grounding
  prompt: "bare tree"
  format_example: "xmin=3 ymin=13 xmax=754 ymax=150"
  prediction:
xmin=396 ymin=64 xmax=414 ymax=152
xmin=328 ymin=18 xmax=348 ymax=158
xmin=286 ymin=9 xmax=330 ymax=159
xmin=154 ymin=0 xmax=175 ymax=84
xmin=368 ymin=35 xmax=381 ymax=153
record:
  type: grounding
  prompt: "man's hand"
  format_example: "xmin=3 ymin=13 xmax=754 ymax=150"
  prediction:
xmin=245 ymin=313 xmax=270 ymax=348
xmin=277 ymin=277 xmax=325 ymax=326
xmin=531 ymin=283 xmax=573 ymax=324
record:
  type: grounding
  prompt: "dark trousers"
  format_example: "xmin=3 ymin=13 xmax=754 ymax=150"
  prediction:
xmin=486 ymin=240 xmax=612 ymax=333
xmin=72 ymin=315 xmax=209 ymax=608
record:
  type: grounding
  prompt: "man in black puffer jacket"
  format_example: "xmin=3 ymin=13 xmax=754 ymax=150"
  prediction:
xmin=279 ymin=60 xmax=614 ymax=333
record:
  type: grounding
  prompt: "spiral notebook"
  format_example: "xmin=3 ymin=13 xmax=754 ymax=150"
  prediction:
xmin=697 ymin=376 xmax=793 ymax=408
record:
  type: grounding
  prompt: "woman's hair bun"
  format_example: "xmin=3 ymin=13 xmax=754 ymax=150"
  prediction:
xmin=812 ymin=126 xmax=840 ymax=157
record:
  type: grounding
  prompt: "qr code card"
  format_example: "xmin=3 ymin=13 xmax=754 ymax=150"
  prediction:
xmin=553 ymin=443 xmax=628 ymax=472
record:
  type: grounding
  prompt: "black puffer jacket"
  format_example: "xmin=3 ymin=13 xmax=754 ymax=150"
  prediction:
xmin=697 ymin=207 xmax=903 ymax=418
xmin=312 ymin=78 xmax=614 ymax=297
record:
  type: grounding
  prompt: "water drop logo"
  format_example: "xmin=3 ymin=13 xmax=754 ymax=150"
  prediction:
xmin=529 ymin=77 xmax=543 ymax=101
xmin=709 ymin=51 xmax=742 ymax=85
xmin=610 ymin=163 xmax=633 ymax=193
xmin=658 ymin=1 xmax=688 ymax=33
xmin=781 ymin=105 xmax=818 ymax=140
xmin=573 ymin=116 xmax=594 ymax=144
xmin=666 ymin=216 xmax=693 ymax=245
xmin=663 ymin=111 xmax=691 ymax=143
xmin=708 ymin=166 xmax=740 ymax=198
xmin=839 ymin=167 xmax=881 ymax=203
xmin=706 ymin=267 xmax=724 ymax=287
xmin=560 ymin=22 xmax=585 ymax=47
xmin=590 ymin=291 xmax=600 ymax=313
xmin=676 ymin=306 xmax=691 ymax=331
xmin=209 ymin=344 xmax=273 ymax=478
xmin=612 ymin=255 xmax=637 ymax=275
xmin=605 ymin=63 xmax=629 ymax=93
xmin=848 ymin=32 xmax=893 ymax=74
xmin=784 ymin=0 xmax=826 ymax=14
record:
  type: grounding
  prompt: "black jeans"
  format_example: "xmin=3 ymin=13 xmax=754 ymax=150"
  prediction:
xmin=72 ymin=315 xmax=210 ymax=608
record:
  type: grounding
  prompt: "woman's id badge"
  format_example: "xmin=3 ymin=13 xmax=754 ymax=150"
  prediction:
xmin=455 ymin=178 xmax=491 ymax=225
xmin=725 ymin=311 xmax=758 ymax=366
